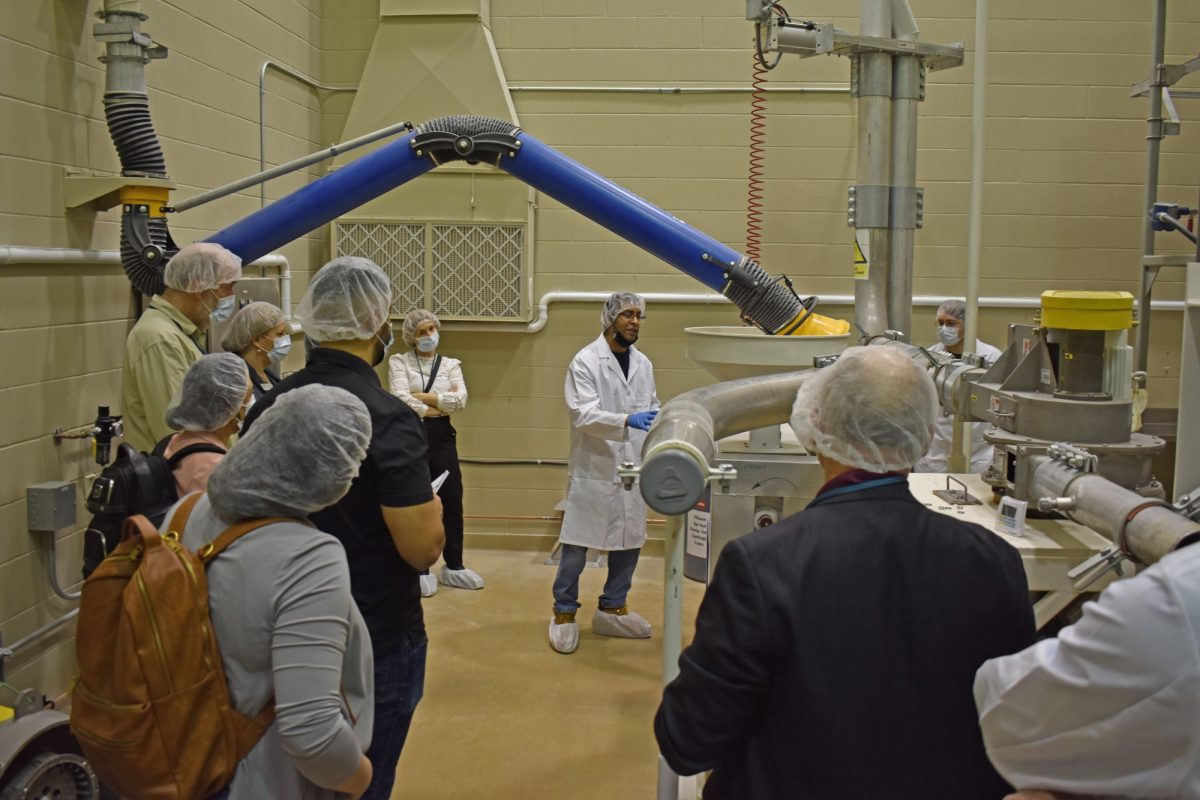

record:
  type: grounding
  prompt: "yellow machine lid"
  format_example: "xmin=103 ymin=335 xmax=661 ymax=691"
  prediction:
xmin=1040 ymin=290 xmax=1134 ymax=331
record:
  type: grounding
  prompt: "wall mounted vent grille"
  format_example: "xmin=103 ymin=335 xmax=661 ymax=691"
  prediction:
xmin=334 ymin=220 xmax=527 ymax=321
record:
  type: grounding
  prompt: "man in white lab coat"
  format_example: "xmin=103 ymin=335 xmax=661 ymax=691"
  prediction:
xmin=549 ymin=292 xmax=661 ymax=655
xmin=974 ymin=539 xmax=1200 ymax=799
xmin=915 ymin=298 xmax=1003 ymax=473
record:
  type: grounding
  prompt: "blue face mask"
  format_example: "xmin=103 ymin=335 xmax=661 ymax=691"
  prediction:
xmin=268 ymin=335 xmax=291 ymax=365
xmin=416 ymin=331 xmax=439 ymax=354
xmin=209 ymin=293 xmax=236 ymax=323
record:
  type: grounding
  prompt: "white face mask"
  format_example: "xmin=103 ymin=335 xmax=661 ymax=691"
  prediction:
xmin=268 ymin=335 xmax=291 ymax=365
xmin=416 ymin=331 xmax=439 ymax=354
xmin=937 ymin=324 xmax=962 ymax=346
xmin=209 ymin=293 xmax=236 ymax=323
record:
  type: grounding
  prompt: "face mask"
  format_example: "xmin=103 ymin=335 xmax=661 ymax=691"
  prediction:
xmin=416 ymin=331 xmax=439 ymax=353
xmin=937 ymin=324 xmax=962 ymax=346
xmin=373 ymin=324 xmax=394 ymax=367
xmin=268 ymin=335 xmax=291 ymax=365
xmin=236 ymin=398 xmax=254 ymax=432
xmin=209 ymin=293 xmax=236 ymax=323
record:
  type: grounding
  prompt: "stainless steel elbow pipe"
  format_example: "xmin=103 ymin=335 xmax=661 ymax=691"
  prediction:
xmin=637 ymin=371 xmax=814 ymax=515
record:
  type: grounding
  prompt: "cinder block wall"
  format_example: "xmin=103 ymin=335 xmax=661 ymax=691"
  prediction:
xmin=1 ymin=0 xmax=1195 ymax=698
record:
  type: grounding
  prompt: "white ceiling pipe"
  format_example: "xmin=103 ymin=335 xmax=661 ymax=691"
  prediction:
xmin=523 ymin=289 xmax=1184 ymax=335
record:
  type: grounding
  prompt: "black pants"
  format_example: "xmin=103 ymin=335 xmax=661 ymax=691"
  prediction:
xmin=424 ymin=415 xmax=465 ymax=569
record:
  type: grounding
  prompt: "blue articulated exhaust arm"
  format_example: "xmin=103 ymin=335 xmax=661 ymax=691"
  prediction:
xmin=207 ymin=115 xmax=831 ymax=335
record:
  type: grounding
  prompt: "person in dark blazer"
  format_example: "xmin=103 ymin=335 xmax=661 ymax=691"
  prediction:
xmin=654 ymin=345 xmax=1035 ymax=800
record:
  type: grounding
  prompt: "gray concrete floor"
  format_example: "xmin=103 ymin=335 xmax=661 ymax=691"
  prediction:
xmin=392 ymin=547 xmax=706 ymax=799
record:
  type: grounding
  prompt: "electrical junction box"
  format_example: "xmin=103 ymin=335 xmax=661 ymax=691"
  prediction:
xmin=26 ymin=481 xmax=76 ymax=532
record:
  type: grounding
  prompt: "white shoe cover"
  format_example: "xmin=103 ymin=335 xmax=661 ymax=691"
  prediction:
xmin=440 ymin=566 xmax=485 ymax=590
xmin=592 ymin=608 xmax=652 ymax=639
xmin=419 ymin=573 xmax=438 ymax=598
xmin=549 ymin=618 xmax=579 ymax=654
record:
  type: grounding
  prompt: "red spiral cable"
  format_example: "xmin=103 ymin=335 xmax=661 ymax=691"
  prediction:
xmin=745 ymin=51 xmax=770 ymax=263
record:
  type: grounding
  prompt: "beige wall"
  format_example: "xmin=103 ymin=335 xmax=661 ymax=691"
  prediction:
xmin=1 ymin=0 xmax=1195 ymax=698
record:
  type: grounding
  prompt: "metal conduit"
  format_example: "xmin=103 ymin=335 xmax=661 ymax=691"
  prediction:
xmin=258 ymin=60 xmax=356 ymax=208
xmin=507 ymin=85 xmax=850 ymax=95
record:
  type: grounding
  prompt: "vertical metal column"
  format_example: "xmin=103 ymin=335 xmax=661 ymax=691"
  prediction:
xmin=887 ymin=52 xmax=920 ymax=340
xmin=1136 ymin=0 xmax=1168 ymax=373
xmin=958 ymin=0 xmax=990 ymax=473
xmin=657 ymin=514 xmax=684 ymax=800
xmin=853 ymin=0 xmax=894 ymax=336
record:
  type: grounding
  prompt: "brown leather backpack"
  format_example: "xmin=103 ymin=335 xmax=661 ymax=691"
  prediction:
xmin=70 ymin=493 xmax=285 ymax=799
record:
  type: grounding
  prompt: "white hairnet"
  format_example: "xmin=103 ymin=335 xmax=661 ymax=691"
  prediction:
xmin=207 ymin=384 xmax=372 ymax=521
xmin=164 ymin=353 xmax=250 ymax=432
xmin=938 ymin=299 xmax=966 ymax=321
xmin=162 ymin=243 xmax=243 ymax=293
xmin=296 ymin=257 xmax=392 ymax=343
xmin=401 ymin=308 xmax=439 ymax=348
xmin=600 ymin=292 xmax=645 ymax=330
xmin=789 ymin=346 xmax=937 ymax=472
xmin=221 ymin=301 xmax=284 ymax=353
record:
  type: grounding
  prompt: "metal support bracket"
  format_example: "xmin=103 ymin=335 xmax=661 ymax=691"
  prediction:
xmin=771 ymin=21 xmax=964 ymax=71
xmin=932 ymin=475 xmax=981 ymax=506
xmin=1067 ymin=545 xmax=1127 ymax=592
xmin=848 ymin=185 xmax=889 ymax=228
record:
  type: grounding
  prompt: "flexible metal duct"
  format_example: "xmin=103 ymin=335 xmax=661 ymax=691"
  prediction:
xmin=96 ymin=2 xmax=175 ymax=296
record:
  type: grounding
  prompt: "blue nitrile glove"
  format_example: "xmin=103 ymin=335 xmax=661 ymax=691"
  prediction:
xmin=628 ymin=410 xmax=658 ymax=431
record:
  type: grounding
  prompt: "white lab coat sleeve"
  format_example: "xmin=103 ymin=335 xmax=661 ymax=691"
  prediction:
xmin=974 ymin=554 xmax=1200 ymax=796
xmin=387 ymin=353 xmax=429 ymax=416
xmin=436 ymin=359 xmax=467 ymax=413
xmin=565 ymin=356 xmax=627 ymax=441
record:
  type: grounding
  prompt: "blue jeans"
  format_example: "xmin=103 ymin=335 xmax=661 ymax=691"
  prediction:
xmin=360 ymin=629 xmax=428 ymax=800
xmin=553 ymin=544 xmax=641 ymax=614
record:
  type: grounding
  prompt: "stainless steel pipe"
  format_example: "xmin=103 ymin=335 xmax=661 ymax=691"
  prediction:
xmin=1030 ymin=456 xmax=1199 ymax=564
xmin=638 ymin=371 xmax=814 ymax=515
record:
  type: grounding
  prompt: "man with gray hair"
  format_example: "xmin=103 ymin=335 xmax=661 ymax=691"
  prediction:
xmin=549 ymin=291 xmax=661 ymax=655
xmin=915 ymin=298 xmax=1004 ymax=473
xmin=655 ymin=346 xmax=1033 ymax=799
xmin=241 ymin=256 xmax=444 ymax=800
xmin=121 ymin=242 xmax=242 ymax=450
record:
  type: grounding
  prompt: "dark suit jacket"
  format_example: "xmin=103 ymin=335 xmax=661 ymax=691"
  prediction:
xmin=655 ymin=479 xmax=1035 ymax=800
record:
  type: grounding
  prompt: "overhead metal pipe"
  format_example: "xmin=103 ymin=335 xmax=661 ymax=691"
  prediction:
xmin=1136 ymin=0 xmax=1169 ymax=373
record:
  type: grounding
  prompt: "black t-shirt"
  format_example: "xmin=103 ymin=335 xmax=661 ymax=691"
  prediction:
xmin=241 ymin=347 xmax=433 ymax=655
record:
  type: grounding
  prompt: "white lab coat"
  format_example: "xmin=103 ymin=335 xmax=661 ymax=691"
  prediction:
xmin=914 ymin=339 xmax=1003 ymax=474
xmin=974 ymin=543 xmax=1200 ymax=798
xmin=560 ymin=335 xmax=659 ymax=551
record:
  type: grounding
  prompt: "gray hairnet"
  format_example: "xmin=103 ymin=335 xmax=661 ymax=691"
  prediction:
xmin=296 ymin=257 xmax=392 ymax=343
xmin=600 ymin=292 xmax=646 ymax=330
xmin=163 ymin=243 xmax=243 ymax=293
xmin=220 ymin=301 xmax=285 ymax=353
xmin=207 ymin=384 xmax=372 ymax=521
xmin=789 ymin=346 xmax=937 ymax=472
xmin=164 ymin=353 xmax=250 ymax=432
xmin=938 ymin=299 xmax=966 ymax=322
xmin=401 ymin=309 xmax=439 ymax=348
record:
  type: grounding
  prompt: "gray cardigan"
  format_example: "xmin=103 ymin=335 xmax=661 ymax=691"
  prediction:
xmin=172 ymin=493 xmax=374 ymax=800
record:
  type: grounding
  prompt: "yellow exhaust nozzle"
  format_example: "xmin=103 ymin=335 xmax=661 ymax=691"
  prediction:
xmin=779 ymin=310 xmax=851 ymax=336
xmin=118 ymin=185 xmax=171 ymax=217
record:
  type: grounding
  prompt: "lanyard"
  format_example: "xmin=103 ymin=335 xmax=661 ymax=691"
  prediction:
xmin=161 ymin=309 xmax=206 ymax=355
xmin=808 ymin=475 xmax=907 ymax=507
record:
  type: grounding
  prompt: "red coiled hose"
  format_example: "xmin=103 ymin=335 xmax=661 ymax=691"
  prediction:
xmin=745 ymin=53 xmax=770 ymax=263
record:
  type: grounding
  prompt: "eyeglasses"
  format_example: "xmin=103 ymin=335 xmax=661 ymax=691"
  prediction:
xmin=617 ymin=309 xmax=644 ymax=321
